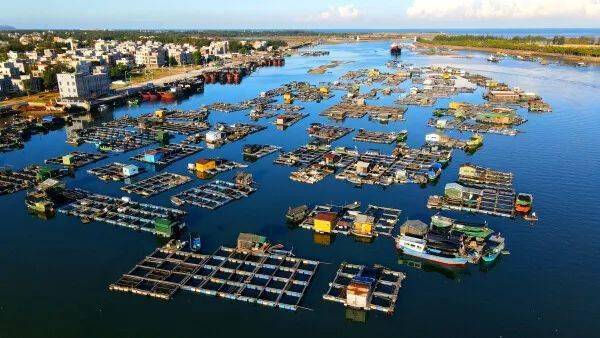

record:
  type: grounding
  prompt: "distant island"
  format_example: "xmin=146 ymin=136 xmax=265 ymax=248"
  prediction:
xmin=0 ymin=25 xmax=16 ymax=30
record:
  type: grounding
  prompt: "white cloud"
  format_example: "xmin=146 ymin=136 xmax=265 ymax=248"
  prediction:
xmin=406 ymin=0 xmax=600 ymax=20
xmin=308 ymin=4 xmax=360 ymax=22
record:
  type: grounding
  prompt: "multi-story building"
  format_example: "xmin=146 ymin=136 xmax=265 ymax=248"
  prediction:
xmin=57 ymin=64 xmax=110 ymax=99
xmin=0 ymin=62 xmax=21 ymax=78
xmin=135 ymin=47 xmax=167 ymax=68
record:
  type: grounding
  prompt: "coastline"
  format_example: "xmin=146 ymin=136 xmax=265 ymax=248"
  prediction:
xmin=417 ymin=41 xmax=600 ymax=65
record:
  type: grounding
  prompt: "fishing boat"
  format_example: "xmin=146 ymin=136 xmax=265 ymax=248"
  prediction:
xmin=390 ymin=43 xmax=402 ymax=55
xmin=141 ymin=92 xmax=159 ymax=101
xmin=487 ymin=54 xmax=500 ymax=63
xmin=159 ymin=91 xmax=176 ymax=102
xmin=397 ymin=130 xmax=408 ymax=142
xmin=465 ymin=134 xmax=483 ymax=151
xmin=515 ymin=193 xmax=533 ymax=213
xmin=524 ymin=212 xmax=539 ymax=222
xmin=396 ymin=235 xmax=470 ymax=266
xmin=396 ymin=220 xmax=474 ymax=267
xmin=344 ymin=201 xmax=361 ymax=210
xmin=431 ymin=214 xmax=493 ymax=238
xmin=482 ymin=233 xmax=505 ymax=263
xmin=170 ymin=196 xmax=185 ymax=207
xmin=127 ymin=98 xmax=140 ymax=106
xmin=189 ymin=232 xmax=202 ymax=252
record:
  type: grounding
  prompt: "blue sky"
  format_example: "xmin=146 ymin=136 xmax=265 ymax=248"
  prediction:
xmin=4 ymin=0 xmax=600 ymax=29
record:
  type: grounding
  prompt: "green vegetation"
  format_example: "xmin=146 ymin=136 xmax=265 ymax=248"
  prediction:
xmin=108 ymin=64 xmax=130 ymax=81
xmin=419 ymin=35 xmax=600 ymax=57
xmin=42 ymin=64 xmax=72 ymax=90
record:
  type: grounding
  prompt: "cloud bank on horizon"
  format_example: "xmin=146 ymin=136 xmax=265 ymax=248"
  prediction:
xmin=406 ymin=0 xmax=600 ymax=20
xmin=306 ymin=0 xmax=600 ymax=26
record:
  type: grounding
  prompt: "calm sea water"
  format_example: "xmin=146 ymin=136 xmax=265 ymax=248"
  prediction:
xmin=1 ymin=41 xmax=599 ymax=338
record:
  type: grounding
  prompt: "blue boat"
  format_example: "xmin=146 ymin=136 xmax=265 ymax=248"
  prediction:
xmin=189 ymin=232 xmax=202 ymax=252
xmin=482 ymin=234 xmax=505 ymax=263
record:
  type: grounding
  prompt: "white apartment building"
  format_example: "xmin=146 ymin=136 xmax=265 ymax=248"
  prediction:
xmin=57 ymin=65 xmax=110 ymax=99
xmin=135 ymin=47 xmax=167 ymax=68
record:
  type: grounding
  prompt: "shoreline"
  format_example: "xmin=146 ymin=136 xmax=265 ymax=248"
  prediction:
xmin=417 ymin=42 xmax=600 ymax=65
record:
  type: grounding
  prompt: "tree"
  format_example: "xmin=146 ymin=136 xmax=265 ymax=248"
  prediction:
xmin=191 ymin=51 xmax=203 ymax=65
xmin=109 ymin=64 xmax=129 ymax=80
xmin=42 ymin=63 xmax=71 ymax=90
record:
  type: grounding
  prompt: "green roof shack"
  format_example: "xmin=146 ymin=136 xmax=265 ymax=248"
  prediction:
xmin=155 ymin=130 xmax=171 ymax=145
xmin=154 ymin=218 xmax=178 ymax=238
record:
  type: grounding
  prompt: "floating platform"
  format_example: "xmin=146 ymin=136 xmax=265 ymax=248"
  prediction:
xmin=290 ymin=163 xmax=335 ymax=184
xmin=45 ymin=152 xmax=108 ymax=168
xmin=0 ymin=165 xmax=69 ymax=195
xmin=109 ymin=243 xmax=319 ymax=311
xmin=121 ymin=172 xmax=192 ymax=197
xmin=59 ymin=190 xmax=186 ymax=235
xmin=335 ymin=151 xmax=397 ymax=186
xmin=171 ymin=180 xmax=256 ymax=209
xmin=243 ymin=144 xmax=281 ymax=160
xmin=354 ymin=129 xmax=400 ymax=144
xmin=298 ymin=203 xmax=401 ymax=237
xmin=189 ymin=159 xmax=247 ymax=178
xmin=307 ymin=124 xmax=354 ymax=142
xmin=87 ymin=162 xmax=144 ymax=181
xmin=131 ymin=143 xmax=203 ymax=166
xmin=274 ymin=145 xmax=330 ymax=166
xmin=322 ymin=262 xmax=406 ymax=314
xmin=427 ymin=191 xmax=515 ymax=218
xmin=68 ymin=126 xmax=155 ymax=153
xmin=273 ymin=112 xmax=308 ymax=128
xmin=321 ymin=103 xmax=406 ymax=122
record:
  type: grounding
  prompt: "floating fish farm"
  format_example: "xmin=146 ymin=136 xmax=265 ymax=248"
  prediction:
xmin=59 ymin=190 xmax=186 ymax=236
xmin=45 ymin=151 xmax=108 ymax=168
xmin=131 ymin=143 xmax=203 ymax=166
xmin=109 ymin=242 xmax=319 ymax=311
xmin=171 ymin=179 xmax=256 ymax=209
xmin=121 ymin=172 xmax=192 ymax=197
xmin=88 ymin=162 xmax=144 ymax=181
xmin=322 ymin=262 xmax=406 ymax=314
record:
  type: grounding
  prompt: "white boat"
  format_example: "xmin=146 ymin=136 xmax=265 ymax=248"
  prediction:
xmin=395 ymin=235 xmax=469 ymax=266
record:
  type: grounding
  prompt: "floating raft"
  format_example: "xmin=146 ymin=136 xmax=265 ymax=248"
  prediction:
xmin=274 ymin=145 xmax=330 ymax=166
xmin=190 ymin=159 xmax=247 ymax=177
xmin=335 ymin=151 xmax=397 ymax=186
xmin=0 ymin=164 xmax=69 ymax=195
xmin=109 ymin=245 xmax=319 ymax=311
xmin=87 ymin=162 xmax=144 ymax=181
xmin=243 ymin=144 xmax=282 ymax=160
xmin=171 ymin=180 xmax=256 ymax=209
xmin=143 ymin=120 xmax=211 ymax=135
xmin=59 ymin=190 xmax=186 ymax=235
xmin=121 ymin=172 xmax=191 ymax=197
xmin=427 ymin=189 xmax=516 ymax=218
xmin=69 ymin=126 xmax=155 ymax=152
xmin=273 ymin=112 xmax=308 ymax=128
xmin=299 ymin=204 xmax=402 ymax=237
xmin=307 ymin=124 xmax=354 ymax=142
xmin=323 ymin=262 xmax=406 ymax=314
xmin=45 ymin=151 xmax=108 ymax=168
xmin=354 ymin=129 xmax=400 ymax=144
xmin=321 ymin=103 xmax=406 ymax=121
xmin=131 ymin=143 xmax=203 ymax=166
xmin=290 ymin=163 xmax=335 ymax=184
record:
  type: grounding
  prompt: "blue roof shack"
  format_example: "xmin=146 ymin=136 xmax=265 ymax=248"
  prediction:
xmin=143 ymin=150 xmax=165 ymax=163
